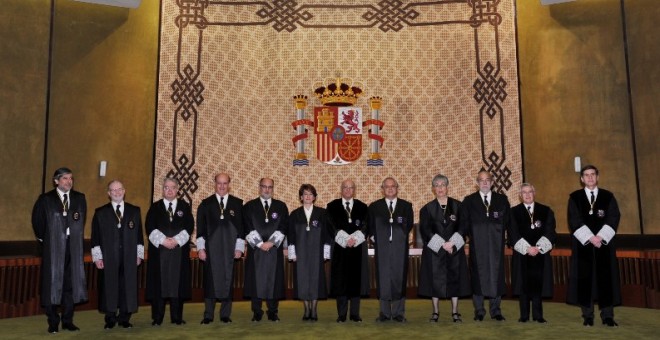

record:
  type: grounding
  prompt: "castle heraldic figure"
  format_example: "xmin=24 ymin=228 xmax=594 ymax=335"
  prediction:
xmin=368 ymin=177 xmax=414 ymax=322
xmin=196 ymin=173 xmax=244 ymax=324
xmin=459 ymin=170 xmax=510 ymax=322
xmin=567 ymin=165 xmax=621 ymax=327
xmin=243 ymin=178 xmax=289 ymax=322
xmin=509 ymin=183 xmax=556 ymax=324
xmin=327 ymin=179 xmax=369 ymax=323
xmin=31 ymin=167 xmax=88 ymax=334
xmin=91 ymin=180 xmax=144 ymax=329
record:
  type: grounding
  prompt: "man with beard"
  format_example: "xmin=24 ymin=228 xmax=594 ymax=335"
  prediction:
xmin=145 ymin=177 xmax=194 ymax=326
xmin=243 ymin=178 xmax=289 ymax=322
xmin=196 ymin=173 xmax=244 ymax=324
xmin=32 ymin=167 xmax=87 ymax=334
xmin=91 ymin=180 xmax=144 ymax=329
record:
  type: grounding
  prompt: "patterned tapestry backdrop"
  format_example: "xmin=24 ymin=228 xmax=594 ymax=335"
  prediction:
xmin=155 ymin=0 xmax=522 ymax=233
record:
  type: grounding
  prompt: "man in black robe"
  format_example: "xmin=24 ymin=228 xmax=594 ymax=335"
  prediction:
xmin=145 ymin=177 xmax=194 ymax=326
xmin=509 ymin=183 xmax=556 ymax=323
xmin=459 ymin=170 xmax=510 ymax=321
xmin=32 ymin=167 xmax=87 ymax=334
xmin=196 ymin=173 xmax=244 ymax=324
xmin=368 ymin=177 xmax=413 ymax=322
xmin=327 ymin=179 xmax=369 ymax=323
xmin=243 ymin=178 xmax=289 ymax=322
xmin=567 ymin=165 xmax=621 ymax=327
xmin=91 ymin=180 xmax=144 ymax=329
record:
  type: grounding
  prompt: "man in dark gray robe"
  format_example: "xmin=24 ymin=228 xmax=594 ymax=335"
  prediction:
xmin=32 ymin=167 xmax=87 ymax=334
xmin=328 ymin=179 xmax=369 ymax=323
xmin=509 ymin=183 xmax=556 ymax=323
xmin=368 ymin=177 xmax=413 ymax=322
xmin=243 ymin=178 xmax=289 ymax=322
xmin=567 ymin=165 xmax=621 ymax=327
xmin=459 ymin=170 xmax=510 ymax=321
xmin=145 ymin=177 xmax=194 ymax=326
xmin=91 ymin=180 xmax=144 ymax=329
xmin=196 ymin=173 xmax=244 ymax=324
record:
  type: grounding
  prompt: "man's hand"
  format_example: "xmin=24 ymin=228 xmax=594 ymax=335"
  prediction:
xmin=527 ymin=246 xmax=539 ymax=256
xmin=346 ymin=237 xmax=356 ymax=248
xmin=95 ymin=259 xmax=104 ymax=269
xmin=260 ymin=241 xmax=274 ymax=252
xmin=198 ymin=249 xmax=207 ymax=261
xmin=589 ymin=235 xmax=603 ymax=248
xmin=442 ymin=241 xmax=454 ymax=254
xmin=234 ymin=250 xmax=243 ymax=259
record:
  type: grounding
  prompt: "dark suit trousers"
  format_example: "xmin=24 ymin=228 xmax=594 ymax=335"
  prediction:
xmin=105 ymin=259 xmax=132 ymax=323
xmin=379 ymin=298 xmax=405 ymax=319
xmin=45 ymin=238 xmax=74 ymax=327
xmin=251 ymin=298 xmax=278 ymax=316
xmin=473 ymin=295 xmax=502 ymax=318
xmin=151 ymin=297 xmax=183 ymax=323
xmin=204 ymin=298 xmax=233 ymax=319
xmin=581 ymin=304 xmax=614 ymax=320
xmin=519 ymin=294 xmax=543 ymax=320
xmin=336 ymin=296 xmax=361 ymax=317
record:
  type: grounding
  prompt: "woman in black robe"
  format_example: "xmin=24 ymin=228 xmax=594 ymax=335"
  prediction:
xmin=287 ymin=184 xmax=332 ymax=321
xmin=418 ymin=174 xmax=471 ymax=322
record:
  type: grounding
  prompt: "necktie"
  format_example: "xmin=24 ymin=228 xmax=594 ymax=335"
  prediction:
xmin=168 ymin=202 xmax=173 ymax=221
xmin=590 ymin=191 xmax=595 ymax=204
xmin=527 ymin=205 xmax=532 ymax=214
xmin=264 ymin=200 xmax=269 ymax=211
xmin=63 ymin=193 xmax=69 ymax=211
xmin=345 ymin=201 xmax=351 ymax=214
xmin=220 ymin=196 xmax=225 ymax=210
xmin=388 ymin=200 xmax=394 ymax=213
xmin=116 ymin=204 xmax=122 ymax=220
xmin=483 ymin=195 xmax=489 ymax=206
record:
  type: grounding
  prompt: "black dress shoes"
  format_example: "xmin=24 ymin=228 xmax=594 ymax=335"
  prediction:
xmin=583 ymin=317 xmax=594 ymax=327
xmin=393 ymin=315 xmax=407 ymax=323
xmin=173 ymin=320 xmax=186 ymax=325
xmin=120 ymin=322 xmax=133 ymax=329
xmin=518 ymin=318 xmax=529 ymax=323
xmin=47 ymin=325 xmax=58 ymax=334
xmin=252 ymin=312 xmax=263 ymax=322
xmin=376 ymin=315 xmax=390 ymax=322
xmin=603 ymin=318 xmax=618 ymax=327
xmin=493 ymin=315 xmax=506 ymax=321
xmin=349 ymin=315 xmax=362 ymax=322
xmin=62 ymin=323 xmax=80 ymax=331
xmin=474 ymin=315 xmax=484 ymax=321
xmin=200 ymin=318 xmax=212 ymax=324
xmin=336 ymin=315 xmax=346 ymax=323
xmin=220 ymin=317 xmax=232 ymax=323
xmin=534 ymin=318 xmax=548 ymax=324
xmin=267 ymin=313 xmax=280 ymax=322
xmin=104 ymin=321 xmax=116 ymax=329
xmin=152 ymin=320 xmax=162 ymax=326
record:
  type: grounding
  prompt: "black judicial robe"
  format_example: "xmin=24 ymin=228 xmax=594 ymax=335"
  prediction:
xmin=32 ymin=190 xmax=88 ymax=306
xmin=145 ymin=199 xmax=194 ymax=301
xmin=459 ymin=191 xmax=510 ymax=298
xmin=418 ymin=198 xmax=471 ymax=298
xmin=509 ymin=202 xmax=556 ymax=298
xmin=367 ymin=198 xmax=413 ymax=301
xmin=243 ymin=198 xmax=289 ymax=300
xmin=567 ymin=189 xmax=622 ymax=308
xmin=196 ymin=194 xmax=243 ymax=299
xmin=288 ymin=206 xmax=332 ymax=300
xmin=91 ymin=202 xmax=143 ymax=313
xmin=327 ymin=198 xmax=370 ymax=298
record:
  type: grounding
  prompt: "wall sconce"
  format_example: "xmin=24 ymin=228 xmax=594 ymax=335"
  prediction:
xmin=574 ymin=156 xmax=581 ymax=173
xmin=100 ymin=161 xmax=107 ymax=177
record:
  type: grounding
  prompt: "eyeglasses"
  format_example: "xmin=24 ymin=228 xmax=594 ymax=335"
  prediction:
xmin=260 ymin=185 xmax=274 ymax=189
xmin=109 ymin=188 xmax=125 ymax=193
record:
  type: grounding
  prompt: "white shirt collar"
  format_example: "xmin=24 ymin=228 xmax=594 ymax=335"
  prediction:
xmin=215 ymin=193 xmax=228 ymax=204
xmin=584 ymin=187 xmax=599 ymax=197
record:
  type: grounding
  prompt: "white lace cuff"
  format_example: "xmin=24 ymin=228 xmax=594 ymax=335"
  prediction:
xmin=287 ymin=244 xmax=296 ymax=260
xmin=137 ymin=244 xmax=145 ymax=259
xmin=269 ymin=231 xmax=285 ymax=248
xmin=173 ymin=230 xmax=190 ymax=247
xmin=427 ymin=234 xmax=445 ymax=253
xmin=324 ymin=244 xmax=331 ymax=260
xmin=449 ymin=232 xmax=465 ymax=250
xmin=597 ymin=225 xmax=616 ymax=245
xmin=351 ymin=230 xmax=366 ymax=246
xmin=536 ymin=236 xmax=553 ymax=254
xmin=246 ymin=230 xmax=263 ymax=248
xmin=196 ymin=237 xmax=206 ymax=251
xmin=514 ymin=238 xmax=532 ymax=255
xmin=91 ymin=246 xmax=103 ymax=262
xmin=149 ymin=229 xmax=167 ymax=248
xmin=574 ymin=225 xmax=595 ymax=245
xmin=335 ymin=230 xmax=350 ymax=248
xmin=235 ymin=238 xmax=245 ymax=253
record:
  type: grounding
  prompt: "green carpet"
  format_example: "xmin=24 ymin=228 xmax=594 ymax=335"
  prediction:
xmin=1 ymin=300 xmax=658 ymax=339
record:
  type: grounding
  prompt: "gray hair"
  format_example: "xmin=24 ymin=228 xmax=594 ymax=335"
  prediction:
xmin=432 ymin=174 xmax=449 ymax=187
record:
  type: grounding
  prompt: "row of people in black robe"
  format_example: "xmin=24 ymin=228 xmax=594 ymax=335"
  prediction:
xmin=31 ymin=165 xmax=621 ymax=333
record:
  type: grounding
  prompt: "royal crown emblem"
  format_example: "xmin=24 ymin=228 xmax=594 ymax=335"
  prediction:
xmin=291 ymin=78 xmax=385 ymax=166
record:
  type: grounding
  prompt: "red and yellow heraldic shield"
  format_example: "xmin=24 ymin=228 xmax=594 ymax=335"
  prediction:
xmin=314 ymin=106 xmax=362 ymax=165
